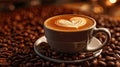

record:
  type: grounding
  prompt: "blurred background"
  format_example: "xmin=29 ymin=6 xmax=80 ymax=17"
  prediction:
xmin=0 ymin=0 xmax=120 ymax=20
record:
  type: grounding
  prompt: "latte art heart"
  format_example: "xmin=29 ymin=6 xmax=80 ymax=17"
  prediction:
xmin=55 ymin=17 xmax=87 ymax=28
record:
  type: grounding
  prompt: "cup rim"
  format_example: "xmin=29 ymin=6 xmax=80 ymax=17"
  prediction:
xmin=44 ymin=14 xmax=96 ymax=32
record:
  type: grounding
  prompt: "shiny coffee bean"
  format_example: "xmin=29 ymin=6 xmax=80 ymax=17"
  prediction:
xmin=107 ymin=61 xmax=115 ymax=67
xmin=106 ymin=56 xmax=116 ymax=61
xmin=98 ymin=61 xmax=107 ymax=66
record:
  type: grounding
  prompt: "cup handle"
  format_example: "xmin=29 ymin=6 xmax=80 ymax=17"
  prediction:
xmin=87 ymin=28 xmax=111 ymax=52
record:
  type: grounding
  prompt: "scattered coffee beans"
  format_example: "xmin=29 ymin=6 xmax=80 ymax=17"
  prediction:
xmin=0 ymin=5 xmax=120 ymax=67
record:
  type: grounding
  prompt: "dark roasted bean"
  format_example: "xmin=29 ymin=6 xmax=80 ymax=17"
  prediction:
xmin=0 ymin=58 xmax=7 ymax=63
xmin=98 ymin=61 xmax=107 ymax=66
xmin=34 ymin=62 xmax=42 ymax=66
xmin=110 ymin=44 xmax=116 ymax=49
xmin=115 ymin=61 xmax=120 ymax=67
xmin=82 ymin=61 xmax=90 ymax=67
xmin=0 ymin=43 xmax=8 ymax=47
xmin=0 ymin=47 xmax=8 ymax=52
xmin=114 ymin=50 xmax=120 ymax=54
xmin=26 ymin=62 xmax=34 ymax=67
xmin=79 ymin=54 xmax=86 ymax=59
xmin=60 ymin=63 xmax=65 ymax=67
xmin=92 ymin=59 xmax=98 ymax=66
xmin=106 ymin=56 xmax=116 ymax=61
xmin=107 ymin=61 xmax=115 ymax=67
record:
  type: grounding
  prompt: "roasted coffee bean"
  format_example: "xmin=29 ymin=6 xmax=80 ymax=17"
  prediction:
xmin=26 ymin=62 xmax=34 ymax=67
xmin=115 ymin=61 xmax=120 ymax=67
xmin=79 ymin=54 xmax=86 ymax=59
xmin=0 ymin=58 xmax=7 ymax=63
xmin=85 ymin=52 xmax=93 ymax=57
xmin=60 ymin=63 xmax=65 ymax=67
xmin=107 ymin=61 xmax=115 ymax=67
xmin=92 ymin=59 xmax=98 ymax=66
xmin=34 ymin=62 xmax=42 ymax=66
xmin=82 ymin=61 xmax=90 ymax=67
xmin=116 ymin=46 xmax=120 ymax=50
xmin=115 ymin=33 xmax=120 ymax=37
xmin=110 ymin=44 xmax=116 ymax=49
xmin=114 ymin=50 xmax=120 ymax=54
xmin=107 ymin=46 xmax=113 ymax=52
xmin=12 ymin=59 xmax=22 ymax=66
xmin=106 ymin=56 xmax=116 ymax=61
xmin=30 ymin=58 xmax=38 ymax=62
xmin=52 ymin=51 xmax=57 ymax=56
xmin=0 ymin=43 xmax=8 ymax=47
xmin=114 ymin=41 xmax=119 ymax=45
xmin=98 ymin=61 xmax=107 ymax=66
xmin=14 ymin=15 xmax=21 ymax=21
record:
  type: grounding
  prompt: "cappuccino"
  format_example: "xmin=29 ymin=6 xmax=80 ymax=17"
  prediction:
xmin=44 ymin=14 xmax=111 ymax=53
xmin=44 ymin=14 xmax=94 ymax=32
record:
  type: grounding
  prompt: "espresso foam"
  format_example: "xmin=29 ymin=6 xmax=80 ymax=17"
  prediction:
xmin=55 ymin=17 xmax=87 ymax=28
xmin=44 ymin=15 xmax=94 ymax=32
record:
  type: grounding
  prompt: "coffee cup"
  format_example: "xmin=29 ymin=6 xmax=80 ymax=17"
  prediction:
xmin=44 ymin=14 xmax=111 ymax=53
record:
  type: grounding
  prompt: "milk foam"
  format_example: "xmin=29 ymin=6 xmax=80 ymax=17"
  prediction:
xmin=55 ymin=17 xmax=87 ymax=28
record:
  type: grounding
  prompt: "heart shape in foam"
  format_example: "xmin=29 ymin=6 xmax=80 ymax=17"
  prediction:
xmin=55 ymin=17 xmax=87 ymax=28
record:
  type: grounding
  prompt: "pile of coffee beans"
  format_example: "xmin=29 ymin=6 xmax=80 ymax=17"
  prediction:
xmin=37 ymin=42 xmax=94 ymax=61
xmin=0 ymin=5 xmax=120 ymax=67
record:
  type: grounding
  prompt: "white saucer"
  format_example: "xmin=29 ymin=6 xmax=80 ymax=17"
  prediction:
xmin=34 ymin=36 xmax=102 ymax=63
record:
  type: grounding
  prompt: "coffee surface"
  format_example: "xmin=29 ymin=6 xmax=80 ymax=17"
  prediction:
xmin=44 ymin=15 xmax=94 ymax=32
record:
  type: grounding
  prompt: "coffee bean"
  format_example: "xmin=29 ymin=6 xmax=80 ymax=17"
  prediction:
xmin=114 ymin=50 xmax=120 ymax=54
xmin=92 ymin=59 xmax=98 ymax=66
xmin=52 ymin=51 xmax=57 ymax=56
xmin=110 ymin=44 xmax=116 ymax=49
xmin=107 ymin=46 xmax=113 ymax=52
xmin=85 ymin=52 xmax=93 ymax=57
xmin=82 ymin=61 xmax=90 ymax=67
xmin=110 ymin=29 xmax=115 ymax=34
xmin=116 ymin=46 xmax=120 ymax=50
xmin=118 ymin=37 xmax=120 ymax=41
xmin=60 ymin=63 xmax=65 ymax=67
xmin=12 ymin=59 xmax=22 ymax=66
xmin=114 ymin=41 xmax=119 ymax=45
xmin=42 ymin=62 xmax=45 ymax=67
xmin=1 ymin=44 xmax=8 ymax=47
xmin=114 ymin=27 xmax=120 ymax=32
xmin=28 ymin=12 xmax=34 ymax=19
xmin=34 ymin=62 xmax=42 ymax=66
xmin=30 ymin=58 xmax=38 ymax=62
xmin=23 ymin=48 xmax=30 ymax=54
xmin=0 ymin=58 xmax=7 ymax=63
xmin=79 ymin=54 xmax=86 ymax=59
xmin=107 ymin=61 xmax=115 ymax=67
xmin=0 ymin=47 xmax=8 ymax=51
xmin=14 ymin=15 xmax=21 ymax=21
xmin=115 ymin=61 xmax=120 ymax=67
xmin=106 ymin=56 xmax=116 ymax=61
xmin=98 ymin=61 xmax=107 ymax=66
xmin=26 ymin=62 xmax=34 ymax=67
xmin=41 ymin=29 xmax=44 ymax=33
xmin=19 ymin=43 xmax=25 ymax=48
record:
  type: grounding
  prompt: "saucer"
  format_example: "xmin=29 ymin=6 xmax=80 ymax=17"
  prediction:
xmin=34 ymin=36 xmax=102 ymax=63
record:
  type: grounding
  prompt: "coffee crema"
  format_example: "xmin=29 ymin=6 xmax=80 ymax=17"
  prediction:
xmin=44 ymin=14 xmax=94 ymax=32
xmin=55 ymin=17 xmax=87 ymax=28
